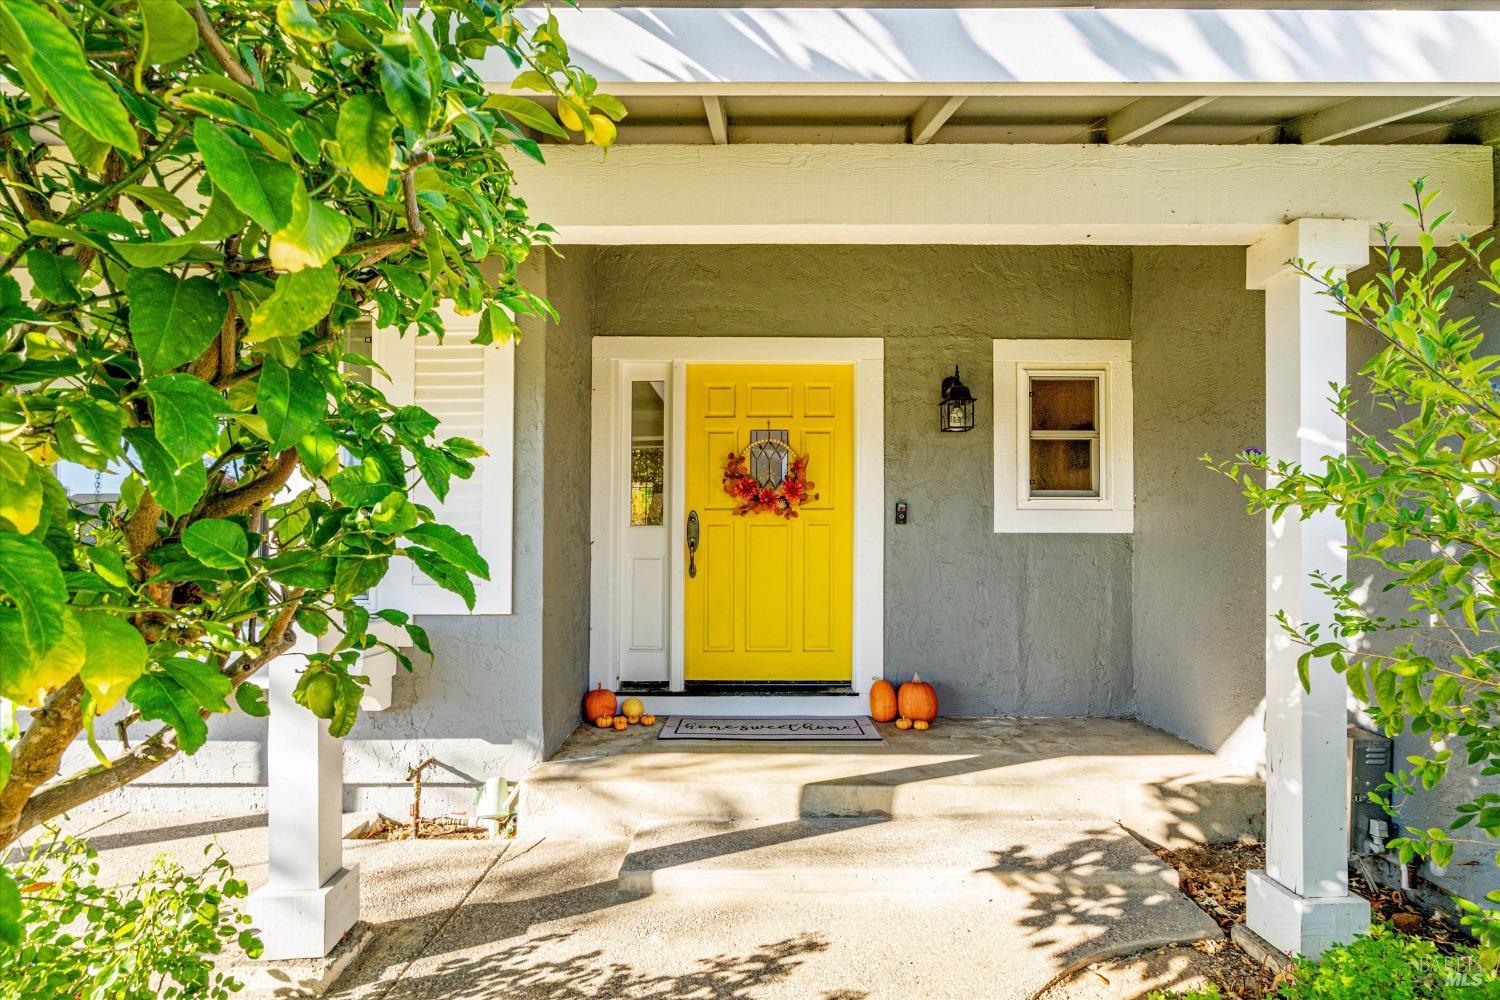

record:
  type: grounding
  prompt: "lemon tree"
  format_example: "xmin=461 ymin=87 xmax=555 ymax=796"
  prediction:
xmin=0 ymin=0 xmax=621 ymax=942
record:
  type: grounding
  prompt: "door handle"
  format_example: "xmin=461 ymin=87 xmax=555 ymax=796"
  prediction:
xmin=686 ymin=510 xmax=700 ymax=579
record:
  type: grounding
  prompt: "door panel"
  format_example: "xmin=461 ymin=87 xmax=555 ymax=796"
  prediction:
xmin=684 ymin=363 xmax=854 ymax=682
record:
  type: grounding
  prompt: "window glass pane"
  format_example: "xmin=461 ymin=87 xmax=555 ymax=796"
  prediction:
xmin=1030 ymin=377 xmax=1097 ymax=432
xmin=630 ymin=380 xmax=665 ymax=526
xmin=1030 ymin=439 xmax=1097 ymax=496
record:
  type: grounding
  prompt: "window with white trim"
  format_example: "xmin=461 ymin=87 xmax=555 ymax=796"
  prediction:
xmin=993 ymin=340 xmax=1133 ymax=533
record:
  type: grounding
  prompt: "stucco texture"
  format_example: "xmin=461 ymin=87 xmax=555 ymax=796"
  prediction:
xmin=591 ymin=245 xmax=1137 ymax=717
xmin=1130 ymin=246 xmax=1267 ymax=756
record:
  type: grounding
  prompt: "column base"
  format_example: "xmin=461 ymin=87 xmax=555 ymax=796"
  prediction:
xmin=247 ymin=864 xmax=361 ymax=960
xmin=1246 ymin=869 xmax=1369 ymax=960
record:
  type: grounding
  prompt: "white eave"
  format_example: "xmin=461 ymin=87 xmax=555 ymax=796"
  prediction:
xmin=497 ymin=7 xmax=1500 ymax=146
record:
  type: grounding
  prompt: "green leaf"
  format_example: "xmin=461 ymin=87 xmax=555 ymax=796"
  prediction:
xmin=194 ymin=119 xmax=301 ymax=232
xmin=406 ymin=546 xmax=476 ymax=609
xmin=77 ymin=611 xmax=148 ymax=711
xmin=0 ymin=533 xmax=68 ymax=660
xmin=0 ymin=2 xmax=140 ymax=156
xmin=334 ymin=552 xmax=389 ymax=603
xmin=404 ymin=523 xmax=489 ymax=579
xmin=181 ymin=518 xmax=249 ymax=569
xmin=114 ymin=185 xmax=246 ymax=268
xmin=235 ymin=682 xmax=269 ymax=717
xmin=336 ymin=92 xmax=396 ymax=193
xmin=378 ymin=45 xmax=432 ymax=131
xmin=126 ymin=269 xmax=229 ymax=375
xmin=296 ymin=424 xmax=341 ymax=478
xmin=0 ymin=442 xmax=45 ymax=534
xmin=123 ymin=183 xmax=192 ymax=221
xmin=483 ymin=94 xmax=567 ymax=139
xmin=0 ymin=605 xmax=84 ymax=706
xmin=276 ymin=0 xmax=334 ymax=43
xmin=248 ymin=265 xmax=339 ymax=343
xmin=138 ymin=0 xmax=199 ymax=79
xmin=59 ymin=115 xmax=109 ymax=173
xmin=124 ymin=427 xmax=207 ymax=516
xmin=64 ymin=397 xmax=126 ymax=460
xmin=269 ymin=193 xmax=350 ymax=272
xmin=257 ymin=359 xmax=326 ymax=452
xmin=25 ymin=248 xmax=83 ymax=304
xmin=127 ymin=658 xmax=230 ymax=754
xmin=144 ymin=373 xmax=227 ymax=467
xmin=0 ymin=870 xmax=20 ymax=950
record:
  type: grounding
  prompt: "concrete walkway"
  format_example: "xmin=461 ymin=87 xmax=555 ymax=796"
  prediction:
xmin=46 ymin=718 xmax=1255 ymax=999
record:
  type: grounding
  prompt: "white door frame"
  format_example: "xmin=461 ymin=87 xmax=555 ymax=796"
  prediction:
xmin=590 ymin=337 xmax=885 ymax=704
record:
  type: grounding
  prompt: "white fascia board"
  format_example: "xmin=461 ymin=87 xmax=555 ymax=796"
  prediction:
xmin=511 ymin=143 xmax=1494 ymax=247
xmin=492 ymin=9 xmax=1500 ymax=92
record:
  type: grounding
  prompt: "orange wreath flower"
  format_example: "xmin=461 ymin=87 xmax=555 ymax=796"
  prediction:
xmin=722 ymin=450 xmax=818 ymax=518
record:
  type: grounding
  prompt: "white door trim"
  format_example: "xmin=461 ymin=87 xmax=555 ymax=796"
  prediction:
xmin=590 ymin=337 xmax=885 ymax=700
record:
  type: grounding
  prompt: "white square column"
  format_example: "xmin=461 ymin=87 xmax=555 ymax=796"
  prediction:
xmin=1244 ymin=219 xmax=1371 ymax=959
xmin=246 ymin=651 xmax=360 ymax=960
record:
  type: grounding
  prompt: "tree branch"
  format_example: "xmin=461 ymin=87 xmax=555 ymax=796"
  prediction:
xmin=198 ymin=448 xmax=298 ymax=520
xmin=191 ymin=1 xmax=254 ymax=88
xmin=0 ymin=679 xmax=87 ymax=847
xmin=13 ymin=596 xmax=305 ymax=842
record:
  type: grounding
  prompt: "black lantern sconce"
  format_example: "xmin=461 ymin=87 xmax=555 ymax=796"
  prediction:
xmin=938 ymin=366 xmax=977 ymax=432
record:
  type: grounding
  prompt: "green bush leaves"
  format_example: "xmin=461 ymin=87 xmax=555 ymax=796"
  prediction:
xmin=126 ymin=270 xmax=228 ymax=374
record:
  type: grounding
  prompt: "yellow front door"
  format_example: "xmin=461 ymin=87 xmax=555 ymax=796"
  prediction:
xmin=684 ymin=364 xmax=855 ymax=682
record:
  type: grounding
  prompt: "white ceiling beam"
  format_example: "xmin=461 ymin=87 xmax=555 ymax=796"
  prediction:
xmin=909 ymin=96 xmax=966 ymax=145
xmin=512 ymin=144 xmax=1494 ymax=247
xmin=1106 ymin=96 xmax=1216 ymax=144
xmin=1289 ymin=96 xmax=1467 ymax=145
xmin=702 ymin=96 xmax=728 ymax=145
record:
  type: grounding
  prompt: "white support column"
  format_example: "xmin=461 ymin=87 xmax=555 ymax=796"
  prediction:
xmin=246 ymin=649 xmax=360 ymax=960
xmin=1244 ymin=219 xmax=1371 ymax=959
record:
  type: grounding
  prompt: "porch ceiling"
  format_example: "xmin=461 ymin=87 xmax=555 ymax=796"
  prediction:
xmin=505 ymin=7 xmax=1500 ymax=147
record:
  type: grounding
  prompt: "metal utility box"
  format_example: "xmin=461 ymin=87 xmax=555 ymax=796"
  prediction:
xmin=1348 ymin=725 xmax=1394 ymax=855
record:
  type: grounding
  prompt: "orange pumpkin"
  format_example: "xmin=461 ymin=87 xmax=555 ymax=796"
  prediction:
xmin=612 ymin=715 xmax=628 ymax=731
xmin=897 ymin=673 xmax=938 ymax=723
xmin=583 ymin=684 xmax=617 ymax=722
xmin=640 ymin=714 xmax=656 ymax=726
xmin=895 ymin=717 xmax=913 ymax=731
xmin=594 ymin=715 xmax=613 ymax=729
xmin=868 ymin=679 xmax=898 ymax=723
xmin=913 ymin=720 xmax=930 ymax=731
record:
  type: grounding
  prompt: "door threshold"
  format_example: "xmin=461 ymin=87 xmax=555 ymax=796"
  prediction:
xmin=619 ymin=682 xmax=857 ymax=697
xmin=611 ymin=691 xmax=868 ymax=719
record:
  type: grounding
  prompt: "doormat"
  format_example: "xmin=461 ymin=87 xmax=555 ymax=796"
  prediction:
xmin=658 ymin=716 xmax=882 ymax=741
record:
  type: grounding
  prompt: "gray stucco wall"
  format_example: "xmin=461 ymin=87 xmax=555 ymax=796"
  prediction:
xmin=591 ymin=245 xmax=1137 ymax=717
xmin=1130 ymin=246 xmax=1267 ymax=756
xmin=540 ymin=250 xmax=596 ymax=755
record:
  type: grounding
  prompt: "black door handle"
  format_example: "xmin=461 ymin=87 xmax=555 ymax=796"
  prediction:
xmin=686 ymin=510 xmax=700 ymax=578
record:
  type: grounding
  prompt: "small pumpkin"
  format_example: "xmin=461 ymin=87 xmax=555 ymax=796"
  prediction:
xmin=894 ymin=717 xmax=913 ymax=731
xmin=913 ymin=720 xmax=930 ymax=731
xmin=868 ymin=679 xmax=898 ymax=723
xmin=583 ymin=684 xmax=617 ymax=723
xmin=640 ymin=714 xmax=656 ymax=726
xmin=612 ymin=715 xmax=628 ymax=731
xmin=594 ymin=715 xmax=613 ymax=729
xmin=622 ymin=697 xmax=645 ymax=723
xmin=897 ymin=673 xmax=938 ymax=723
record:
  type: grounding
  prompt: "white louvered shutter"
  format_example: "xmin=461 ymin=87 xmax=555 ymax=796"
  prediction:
xmin=372 ymin=307 xmax=514 ymax=615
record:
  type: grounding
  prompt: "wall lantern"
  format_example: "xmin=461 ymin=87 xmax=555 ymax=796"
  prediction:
xmin=938 ymin=366 xmax=977 ymax=432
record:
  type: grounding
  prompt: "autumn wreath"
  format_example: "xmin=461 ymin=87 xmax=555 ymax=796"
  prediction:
xmin=722 ymin=448 xmax=818 ymax=518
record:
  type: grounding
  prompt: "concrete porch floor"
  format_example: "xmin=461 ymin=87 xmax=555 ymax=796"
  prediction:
xmin=525 ymin=716 xmax=1266 ymax=848
xmin=33 ymin=718 xmax=1265 ymax=999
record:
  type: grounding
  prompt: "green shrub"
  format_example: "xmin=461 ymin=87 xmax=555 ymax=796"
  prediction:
xmin=0 ymin=831 xmax=260 ymax=1000
xmin=1275 ymin=924 xmax=1493 ymax=1000
xmin=1147 ymin=984 xmax=1223 ymax=1000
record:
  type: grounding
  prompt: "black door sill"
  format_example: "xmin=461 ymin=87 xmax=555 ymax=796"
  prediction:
xmin=618 ymin=681 xmax=858 ymax=697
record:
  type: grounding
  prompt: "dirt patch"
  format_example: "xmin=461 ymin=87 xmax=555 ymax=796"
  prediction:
xmin=1043 ymin=840 xmax=1472 ymax=999
xmin=346 ymin=814 xmax=490 ymax=841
